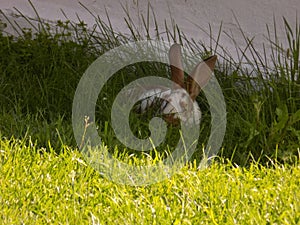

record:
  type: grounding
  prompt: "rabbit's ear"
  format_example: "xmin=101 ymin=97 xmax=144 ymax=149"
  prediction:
xmin=169 ymin=44 xmax=185 ymax=89
xmin=186 ymin=55 xmax=217 ymax=101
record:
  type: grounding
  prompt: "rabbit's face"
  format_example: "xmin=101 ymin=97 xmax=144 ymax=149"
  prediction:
xmin=161 ymin=89 xmax=201 ymax=125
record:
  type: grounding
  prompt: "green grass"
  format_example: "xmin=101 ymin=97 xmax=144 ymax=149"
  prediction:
xmin=0 ymin=3 xmax=299 ymax=165
xmin=0 ymin=137 xmax=299 ymax=224
xmin=0 ymin=2 xmax=300 ymax=223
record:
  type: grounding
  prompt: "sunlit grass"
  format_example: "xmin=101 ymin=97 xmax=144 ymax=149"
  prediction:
xmin=0 ymin=137 xmax=299 ymax=224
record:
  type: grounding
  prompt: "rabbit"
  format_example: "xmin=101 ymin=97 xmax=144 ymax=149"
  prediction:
xmin=133 ymin=43 xmax=217 ymax=126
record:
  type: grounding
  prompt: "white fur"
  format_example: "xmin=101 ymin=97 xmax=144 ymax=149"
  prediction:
xmin=139 ymin=88 xmax=201 ymax=125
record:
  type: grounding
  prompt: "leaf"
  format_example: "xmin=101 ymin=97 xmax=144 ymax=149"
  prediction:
xmin=290 ymin=109 xmax=300 ymax=125
xmin=274 ymin=104 xmax=289 ymax=131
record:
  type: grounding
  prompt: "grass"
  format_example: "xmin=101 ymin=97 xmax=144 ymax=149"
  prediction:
xmin=0 ymin=1 xmax=299 ymax=223
xmin=0 ymin=3 xmax=299 ymax=165
xmin=0 ymin=137 xmax=299 ymax=224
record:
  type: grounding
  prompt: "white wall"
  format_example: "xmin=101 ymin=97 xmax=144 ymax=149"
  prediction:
xmin=0 ymin=0 xmax=299 ymax=61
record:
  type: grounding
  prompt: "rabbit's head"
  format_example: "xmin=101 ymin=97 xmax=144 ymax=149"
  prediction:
xmin=161 ymin=44 xmax=217 ymax=125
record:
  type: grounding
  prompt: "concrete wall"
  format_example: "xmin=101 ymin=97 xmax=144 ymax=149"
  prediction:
xmin=0 ymin=0 xmax=299 ymax=60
